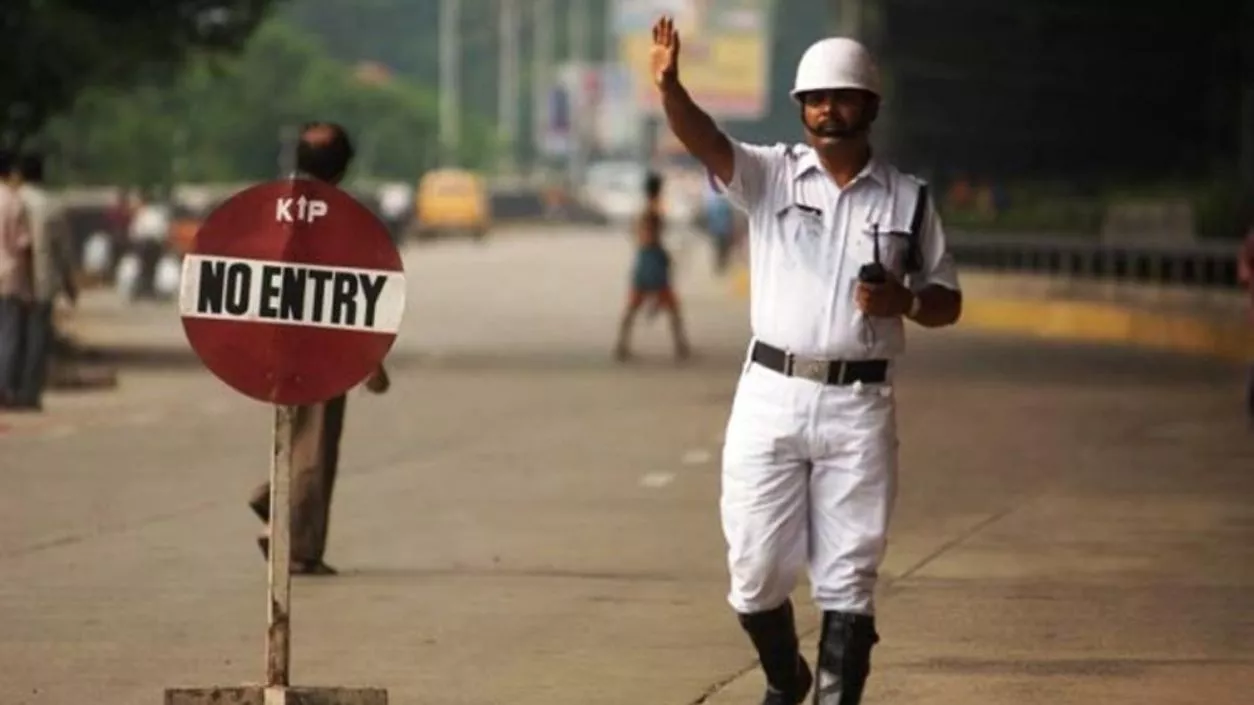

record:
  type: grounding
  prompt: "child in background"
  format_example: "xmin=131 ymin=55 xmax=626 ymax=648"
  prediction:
xmin=614 ymin=171 xmax=692 ymax=362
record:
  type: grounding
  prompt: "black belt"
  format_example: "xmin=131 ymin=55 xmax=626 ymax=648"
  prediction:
xmin=750 ymin=341 xmax=888 ymax=385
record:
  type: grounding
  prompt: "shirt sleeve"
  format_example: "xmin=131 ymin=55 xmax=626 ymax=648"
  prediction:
xmin=13 ymin=202 xmax=32 ymax=249
xmin=908 ymin=192 xmax=960 ymax=292
xmin=708 ymin=139 xmax=787 ymax=213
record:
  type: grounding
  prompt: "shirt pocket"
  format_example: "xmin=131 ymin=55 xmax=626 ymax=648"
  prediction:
xmin=849 ymin=219 xmax=914 ymax=280
xmin=773 ymin=204 xmax=828 ymax=276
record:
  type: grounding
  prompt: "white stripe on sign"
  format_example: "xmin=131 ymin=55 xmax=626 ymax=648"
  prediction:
xmin=179 ymin=255 xmax=406 ymax=334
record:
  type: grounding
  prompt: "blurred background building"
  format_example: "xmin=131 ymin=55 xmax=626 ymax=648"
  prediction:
xmin=2 ymin=0 xmax=1251 ymax=274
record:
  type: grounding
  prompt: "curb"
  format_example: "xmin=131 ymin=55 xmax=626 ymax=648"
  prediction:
xmin=728 ymin=265 xmax=1254 ymax=363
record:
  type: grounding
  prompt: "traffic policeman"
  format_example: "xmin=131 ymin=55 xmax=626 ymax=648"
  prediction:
xmin=648 ymin=16 xmax=962 ymax=705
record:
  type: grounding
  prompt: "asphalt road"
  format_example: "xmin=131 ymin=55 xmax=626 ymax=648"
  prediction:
xmin=1 ymin=226 xmax=1251 ymax=705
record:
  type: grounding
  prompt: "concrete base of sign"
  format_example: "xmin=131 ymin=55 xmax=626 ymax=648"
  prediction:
xmin=164 ymin=685 xmax=387 ymax=705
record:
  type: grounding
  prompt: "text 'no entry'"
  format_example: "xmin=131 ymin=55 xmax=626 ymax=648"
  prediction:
xmin=178 ymin=255 xmax=405 ymax=334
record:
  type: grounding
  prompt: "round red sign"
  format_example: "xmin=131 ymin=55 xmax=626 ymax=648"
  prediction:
xmin=179 ymin=179 xmax=406 ymax=406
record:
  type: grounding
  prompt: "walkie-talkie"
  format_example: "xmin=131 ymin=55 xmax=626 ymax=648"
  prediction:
xmin=858 ymin=223 xmax=888 ymax=284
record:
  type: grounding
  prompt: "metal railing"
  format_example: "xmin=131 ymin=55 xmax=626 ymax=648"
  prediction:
xmin=949 ymin=232 xmax=1244 ymax=291
xmin=56 ymin=180 xmax=1249 ymax=293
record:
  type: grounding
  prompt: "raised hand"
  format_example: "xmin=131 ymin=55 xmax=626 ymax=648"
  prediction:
xmin=650 ymin=15 xmax=680 ymax=87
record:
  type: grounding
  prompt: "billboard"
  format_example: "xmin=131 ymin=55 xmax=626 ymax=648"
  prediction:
xmin=535 ymin=63 xmax=582 ymax=157
xmin=535 ymin=62 xmax=645 ymax=158
xmin=613 ymin=0 xmax=773 ymax=120
xmin=591 ymin=63 xmax=644 ymax=155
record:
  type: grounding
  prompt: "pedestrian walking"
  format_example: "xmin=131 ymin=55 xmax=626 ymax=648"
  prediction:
xmin=8 ymin=151 xmax=78 ymax=411
xmin=614 ymin=170 xmax=692 ymax=362
xmin=248 ymin=122 xmax=391 ymax=576
xmin=0 ymin=149 xmax=32 ymax=409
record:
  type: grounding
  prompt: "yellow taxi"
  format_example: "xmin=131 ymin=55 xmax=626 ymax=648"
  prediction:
xmin=413 ymin=168 xmax=490 ymax=240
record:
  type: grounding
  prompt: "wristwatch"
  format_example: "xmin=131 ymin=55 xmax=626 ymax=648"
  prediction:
xmin=907 ymin=292 xmax=922 ymax=319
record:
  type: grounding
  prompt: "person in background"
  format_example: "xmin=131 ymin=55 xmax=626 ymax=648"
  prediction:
xmin=248 ymin=121 xmax=391 ymax=576
xmin=0 ymin=149 xmax=32 ymax=409
xmin=703 ymin=180 xmax=735 ymax=274
xmin=377 ymin=181 xmax=412 ymax=244
xmin=124 ymin=189 xmax=171 ymax=299
xmin=614 ymin=170 xmax=692 ymax=362
xmin=8 ymin=151 xmax=77 ymax=411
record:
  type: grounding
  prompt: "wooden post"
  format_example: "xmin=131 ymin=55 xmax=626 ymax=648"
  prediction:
xmin=266 ymin=404 xmax=295 ymax=695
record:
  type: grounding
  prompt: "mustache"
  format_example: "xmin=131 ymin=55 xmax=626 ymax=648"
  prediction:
xmin=813 ymin=119 xmax=852 ymax=137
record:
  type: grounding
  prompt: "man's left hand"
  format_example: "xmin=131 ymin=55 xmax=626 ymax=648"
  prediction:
xmin=855 ymin=278 xmax=914 ymax=318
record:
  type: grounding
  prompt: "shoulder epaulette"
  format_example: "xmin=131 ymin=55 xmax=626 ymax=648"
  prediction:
xmin=905 ymin=178 xmax=928 ymax=274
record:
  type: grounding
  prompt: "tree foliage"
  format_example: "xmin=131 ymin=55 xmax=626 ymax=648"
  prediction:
xmin=282 ymin=0 xmax=615 ymax=170
xmin=39 ymin=19 xmax=499 ymax=188
xmin=1 ymin=0 xmax=286 ymax=145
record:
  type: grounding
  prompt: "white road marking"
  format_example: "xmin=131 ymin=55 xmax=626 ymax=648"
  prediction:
xmin=639 ymin=472 xmax=675 ymax=489
xmin=681 ymin=448 xmax=713 ymax=465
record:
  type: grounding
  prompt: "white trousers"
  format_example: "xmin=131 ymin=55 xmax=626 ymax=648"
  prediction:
xmin=720 ymin=358 xmax=899 ymax=616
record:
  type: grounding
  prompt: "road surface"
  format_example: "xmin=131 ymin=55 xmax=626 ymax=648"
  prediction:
xmin=1 ymin=226 xmax=1251 ymax=705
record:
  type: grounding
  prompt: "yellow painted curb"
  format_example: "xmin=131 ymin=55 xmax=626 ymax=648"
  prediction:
xmin=961 ymin=300 xmax=1254 ymax=362
xmin=727 ymin=264 xmax=1254 ymax=363
xmin=730 ymin=264 xmax=750 ymax=299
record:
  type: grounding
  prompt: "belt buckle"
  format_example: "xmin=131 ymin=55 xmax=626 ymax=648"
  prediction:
xmin=790 ymin=356 xmax=829 ymax=383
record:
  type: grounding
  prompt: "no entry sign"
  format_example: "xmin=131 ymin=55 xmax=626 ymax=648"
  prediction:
xmin=180 ymin=179 xmax=406 ymax=405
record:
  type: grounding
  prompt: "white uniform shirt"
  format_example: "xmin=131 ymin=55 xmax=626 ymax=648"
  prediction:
xmin=0 ymin=185 xmax=30 ymax=298
xmin=18 ymin=184 xmax=73 ymax=302
xmin=379 ymin=183 xmax=412 ymax=220
xmin=129 ymin=203 xmax=171 ymax=243
xmin=715 ymin=138 xmax=960 ymax=360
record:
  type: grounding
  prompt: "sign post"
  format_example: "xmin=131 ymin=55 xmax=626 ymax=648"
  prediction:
xmin=266 ymin=404 xmax=294 ymax=694
xmin=165 ymin=177 xmax=402 ymax=705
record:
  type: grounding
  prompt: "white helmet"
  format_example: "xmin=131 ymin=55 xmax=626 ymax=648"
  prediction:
xmin=791 ymin=37 xmax=881 ymax=100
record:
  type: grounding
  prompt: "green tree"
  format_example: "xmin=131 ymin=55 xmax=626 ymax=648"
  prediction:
xmin=281 ymin=0 xmax=616 ymax=170
xmin=40 ymin=19 xmax=498 ymax=187
xmin=1 ymin=0 xmax=287 ymax=145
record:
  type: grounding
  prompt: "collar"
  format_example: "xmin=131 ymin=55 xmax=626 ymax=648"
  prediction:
xmin=792 ymin=146 xmax=888 ymax=188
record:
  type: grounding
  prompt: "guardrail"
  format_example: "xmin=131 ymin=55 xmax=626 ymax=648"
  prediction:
xmin=56 ymin=180 xmax=1248 ymax=293
xmin=949 ymin=232 xmax=1244 ymax=291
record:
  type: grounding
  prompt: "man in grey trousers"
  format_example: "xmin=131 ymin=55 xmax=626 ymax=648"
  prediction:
xmin=247 ymin=122 xmax=390 ymax=576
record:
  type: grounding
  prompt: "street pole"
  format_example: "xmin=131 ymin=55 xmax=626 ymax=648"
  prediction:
xmin=531 ymin=0 xmax=554 ymax=174
xmin=264 ymin=405 xmax=294 ymax=692
xmin=498 ymin=0 xmax=520 ymax=175
xmin=566 ymin=0 xmax=589 ymax=188
xmin=835 ymin=0 xmax=863 ymax=37
xmin=265 ymin=138 xmax=300 ymax=699
xmin=439 ymin=0 xmax=462 ymax=166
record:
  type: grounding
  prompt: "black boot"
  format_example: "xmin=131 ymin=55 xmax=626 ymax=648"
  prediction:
xmin=812 ymin=611 xmax=879 ymax=705
xmin=738 ymin=600 xmax=814 ymax=705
